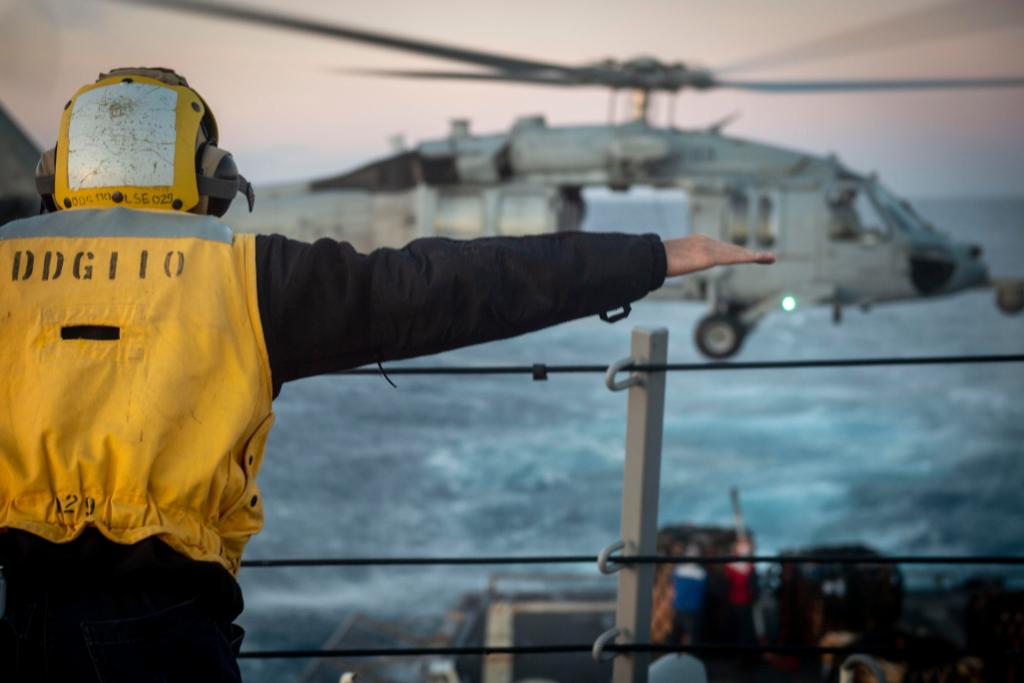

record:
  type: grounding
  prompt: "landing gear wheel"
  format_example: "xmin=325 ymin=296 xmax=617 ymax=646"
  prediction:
xmin=695 ymin=313 xmax=746 ymax=359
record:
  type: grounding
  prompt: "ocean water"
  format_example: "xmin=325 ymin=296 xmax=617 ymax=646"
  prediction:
xmin=237 ymin=196 xmax=1024 ymax=682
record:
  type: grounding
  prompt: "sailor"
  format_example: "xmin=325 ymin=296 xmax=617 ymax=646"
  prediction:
xmin=670 ymin=542 xmax=708 ymax=645
xmin=829 ymin=188 xmax=864 ymax=240
xmin=724 ymin=536 xmax=759 ymax=653
xmin=0 ymin=67 xmax=773 ymax=681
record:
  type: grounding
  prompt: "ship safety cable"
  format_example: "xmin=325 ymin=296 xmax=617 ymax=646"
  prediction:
xmin=336 ymin=353 xmax=1024 ymax=380
xmin=240 ymin=553 xmax=1024 ymax=568
xmin=237 ymin=642 xmax=1024 ymax=659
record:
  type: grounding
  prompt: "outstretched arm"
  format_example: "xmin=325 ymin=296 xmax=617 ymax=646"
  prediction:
xmin=255 ymin=232 xmax=773 ymax=394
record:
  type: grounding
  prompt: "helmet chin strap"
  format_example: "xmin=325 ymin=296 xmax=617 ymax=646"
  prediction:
xmin=196 ymin=174 xmax=255 ymax=212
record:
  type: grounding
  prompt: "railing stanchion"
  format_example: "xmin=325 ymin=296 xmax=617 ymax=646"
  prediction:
xmin=609 ymin=327 xmax=668 ymax=683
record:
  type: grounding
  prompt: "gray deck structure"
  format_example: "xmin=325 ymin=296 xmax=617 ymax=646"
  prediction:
xmin=0 ymin=101 xmax=40 ymax=223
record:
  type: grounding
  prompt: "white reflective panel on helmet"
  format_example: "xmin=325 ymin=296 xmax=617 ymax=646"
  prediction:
xmin=67 ymin=82 xmax=178 ymax=190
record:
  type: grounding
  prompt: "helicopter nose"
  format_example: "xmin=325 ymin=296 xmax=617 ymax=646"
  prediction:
xmin=908 ymin=242 xmax=989 ymax=295
xmin=908 ymin=247 xmax=956 ymax=295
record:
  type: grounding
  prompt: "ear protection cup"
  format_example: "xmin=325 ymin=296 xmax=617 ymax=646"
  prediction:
xmin=208 ymin=155 xmax=240 ymax=218
xmin=198 ymin=143 xmax=239 ymax=218
xmin=195 ymin=141 xmax=252 ymax=217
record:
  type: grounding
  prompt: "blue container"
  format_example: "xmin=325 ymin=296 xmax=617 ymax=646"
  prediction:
xmin=672 ymin=564 xmax=707 ymax=613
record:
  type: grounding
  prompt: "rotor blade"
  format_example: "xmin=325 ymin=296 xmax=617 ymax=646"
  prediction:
xmin=718 ymin=0 xmax=1024 ymax=74
xmin=712 ymin=76 xmax=1024 ymax=93
xmin=337 ymin=68 xmax=587 ymax=87
xmin=114 ymin=0 xmax=582 ymax=77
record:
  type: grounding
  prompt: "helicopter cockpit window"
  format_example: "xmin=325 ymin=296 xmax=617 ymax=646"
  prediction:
xmin=728 ymin=191 xmax=749 ymax=245
xmin=828 ymin=187 xmax=887 ymax=241
xmin=755 ymin=195 xmax=775 ymax=247
xmin=872 ymin=184 xmax=933 ymax=236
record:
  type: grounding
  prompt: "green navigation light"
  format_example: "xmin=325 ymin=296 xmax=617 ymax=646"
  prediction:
xmin=781 ymin=295 xmax=797 ymax=312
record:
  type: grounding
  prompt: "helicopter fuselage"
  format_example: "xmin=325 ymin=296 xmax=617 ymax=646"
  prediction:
xmin=225 ymin=117 xmax=1005 ymax=358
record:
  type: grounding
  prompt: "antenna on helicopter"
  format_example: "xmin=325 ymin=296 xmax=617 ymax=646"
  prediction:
xmin=707 ymin=111 xmax=742 ymax=135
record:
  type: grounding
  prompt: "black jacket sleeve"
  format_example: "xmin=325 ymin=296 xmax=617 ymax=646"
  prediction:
xmin=254 ymin=232 xmax=666 ymax=395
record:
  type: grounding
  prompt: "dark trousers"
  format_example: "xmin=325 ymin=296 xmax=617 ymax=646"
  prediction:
xmin=1 ymin=578 xmax=244 ymax=682
xmin=670 ymin=609 xmax=702 ymax=645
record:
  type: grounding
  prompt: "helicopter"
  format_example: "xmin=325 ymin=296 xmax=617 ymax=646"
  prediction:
xmin=5 ymin=0 xmax=1024 ymax=358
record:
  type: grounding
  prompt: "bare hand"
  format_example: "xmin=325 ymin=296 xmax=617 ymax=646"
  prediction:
xmin=664 ymin=235 xmax=775 ymax=277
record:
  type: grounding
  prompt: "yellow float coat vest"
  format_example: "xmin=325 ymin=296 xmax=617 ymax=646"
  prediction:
xmin=0 ymin=208 xmax=274 ymax=575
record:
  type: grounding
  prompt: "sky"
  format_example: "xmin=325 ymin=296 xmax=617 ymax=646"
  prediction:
xmin=1 ymin=0 xmax=1023 ymax=197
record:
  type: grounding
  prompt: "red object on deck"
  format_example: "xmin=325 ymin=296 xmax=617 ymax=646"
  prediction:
xmin=725 ymin=561 xmax=754 ymax=606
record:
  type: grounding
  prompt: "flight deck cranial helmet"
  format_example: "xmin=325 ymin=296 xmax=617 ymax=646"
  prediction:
xmin=35 ymin=67 xmax=254 ymax=217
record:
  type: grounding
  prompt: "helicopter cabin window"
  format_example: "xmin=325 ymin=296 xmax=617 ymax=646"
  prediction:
xmin=727 ymin=191 xmax=749 ymax=245
xmin=755 ymin=195 xmax=775 ymax=247
xmin=828 ymin=188 xmax=888 ymax=242
xmin=435 ymin=192 xmax=484 ymax=238
xmin=498 ymin=192 xmax=549 ymax=235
